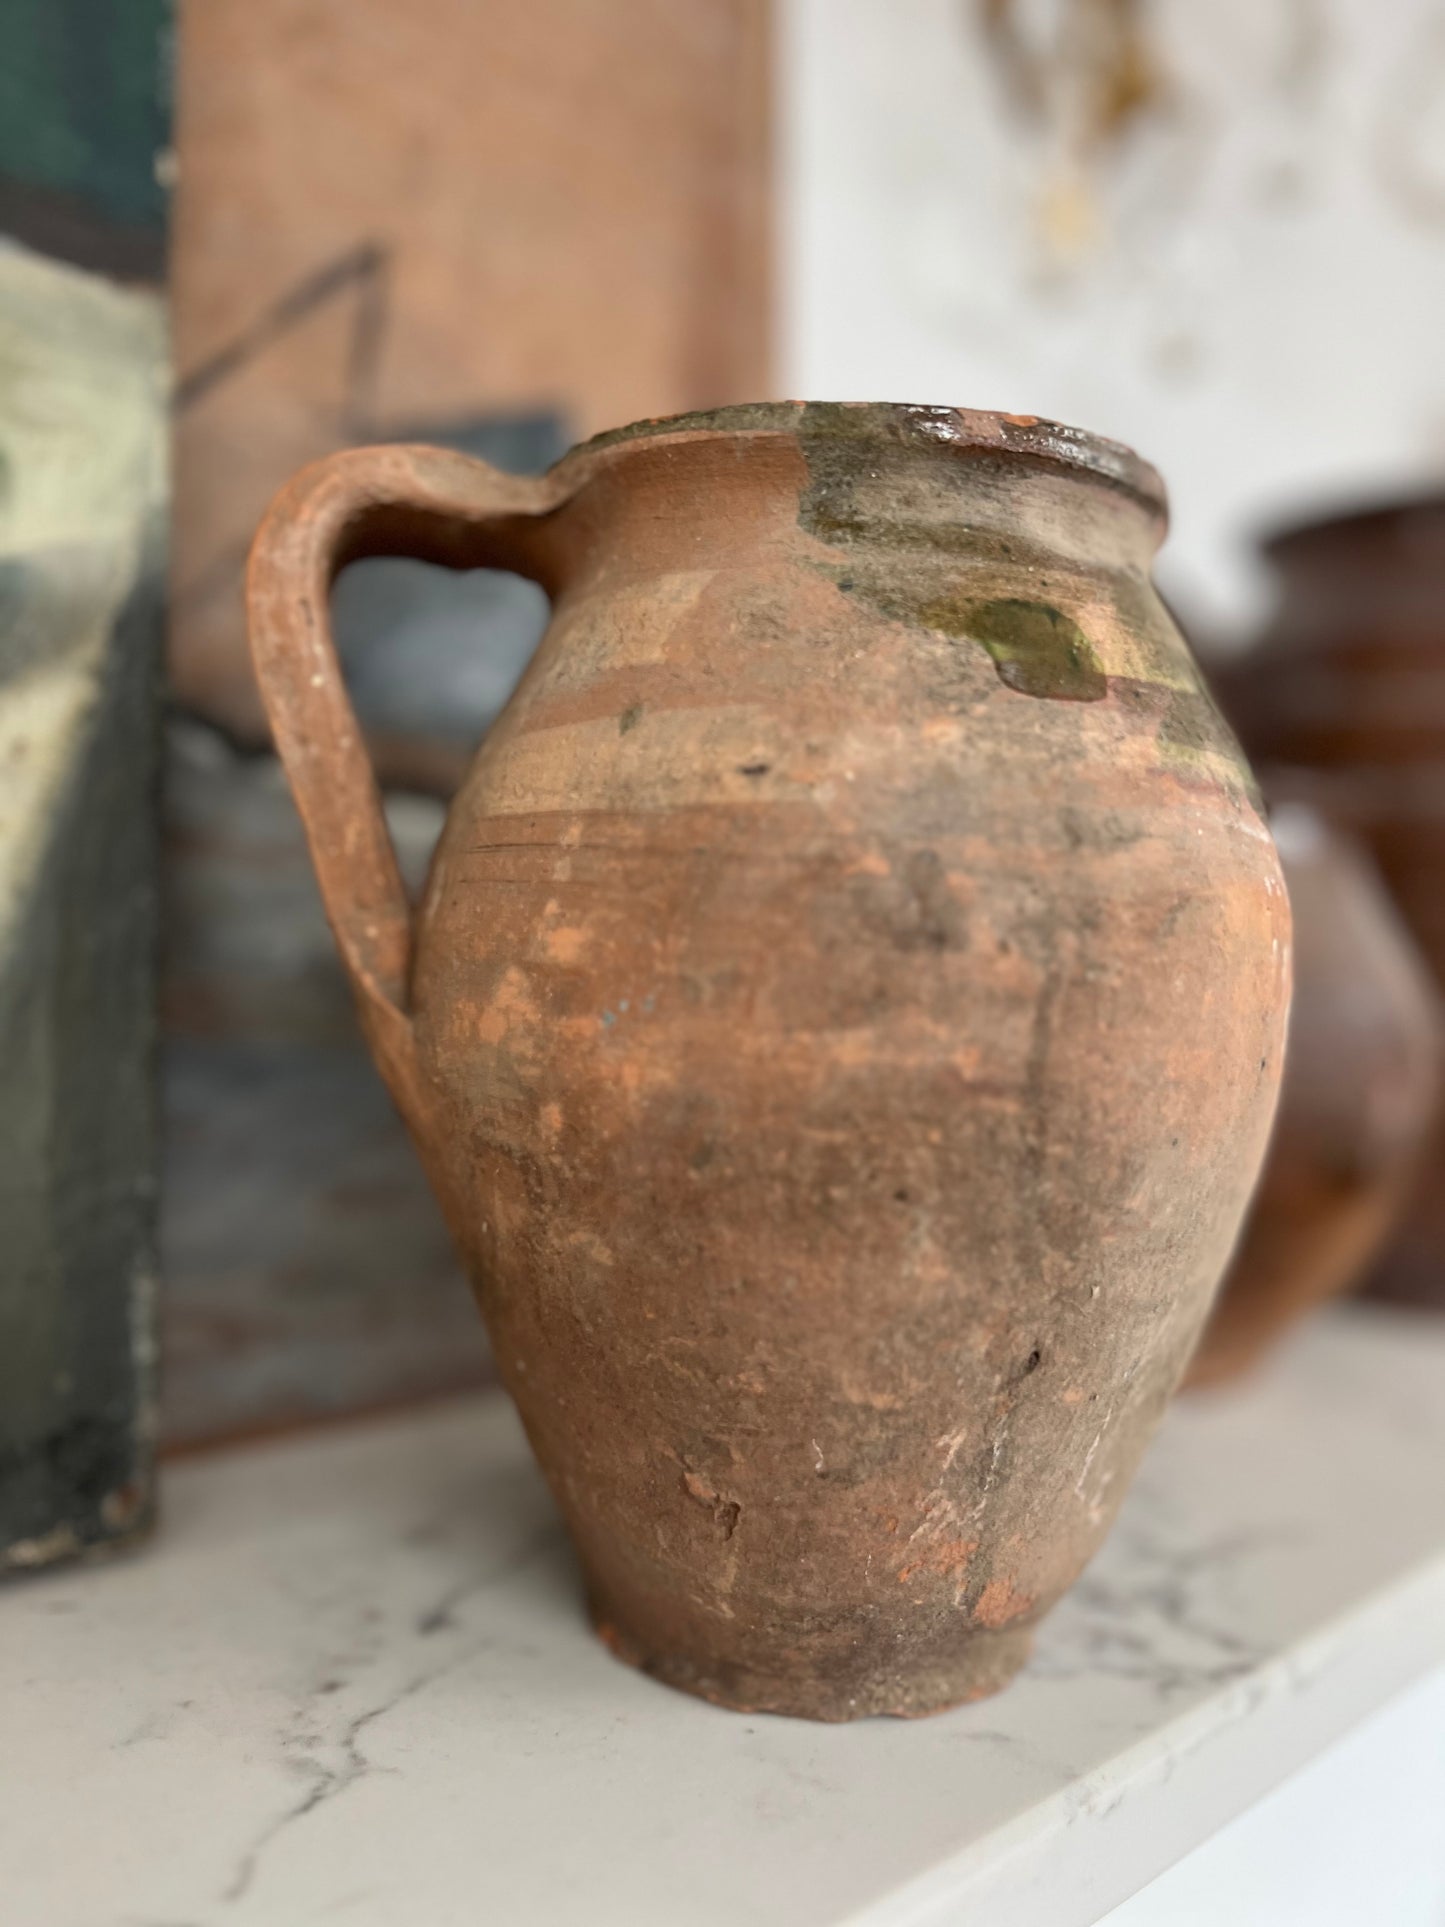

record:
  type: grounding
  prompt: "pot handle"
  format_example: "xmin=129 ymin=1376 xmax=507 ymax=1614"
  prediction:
xmin=246 ymin=444 xmax=557 ymax=1099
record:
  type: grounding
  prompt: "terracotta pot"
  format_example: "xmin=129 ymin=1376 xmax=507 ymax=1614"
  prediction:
xmin=1187 ymin=805 xmax=1442 ymax=1388
xmin=1215 ymin=492 xmax=1445 ymax=1310
xmin=246 ymin=403 xmax=1289 ymax=1721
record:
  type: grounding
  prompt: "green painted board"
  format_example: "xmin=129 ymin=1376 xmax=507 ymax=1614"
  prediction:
xmin=0 ymin=0 xmax=171 ymax=274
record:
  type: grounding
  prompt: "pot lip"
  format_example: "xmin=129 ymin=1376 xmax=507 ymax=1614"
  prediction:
xmin=560 ymin=400 xmax=1167 ymax=518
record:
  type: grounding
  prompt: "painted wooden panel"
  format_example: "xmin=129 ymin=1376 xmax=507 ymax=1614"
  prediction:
xmin=0 ymin=0 xmax=171 ymax=278
xmin=170 ymin=0 xmax=772 ymax=741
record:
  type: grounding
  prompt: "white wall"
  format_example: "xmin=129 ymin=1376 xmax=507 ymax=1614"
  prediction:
xmin=778 ymin=0 xmax=1445 ymax=642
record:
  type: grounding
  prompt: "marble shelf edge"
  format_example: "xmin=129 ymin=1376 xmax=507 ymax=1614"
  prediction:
xmin=861 ymin=1546 xmax=1445 ymax=1926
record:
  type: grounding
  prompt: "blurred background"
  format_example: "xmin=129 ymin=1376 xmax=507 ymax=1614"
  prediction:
xmin=784 ymin=0 xmax=1445 ymax=642
xmin=3 ymin=0 xmax=1444 ymax=1558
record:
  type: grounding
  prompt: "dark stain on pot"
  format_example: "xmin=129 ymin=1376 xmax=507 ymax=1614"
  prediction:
xmin=794 ymin=402 xmax=1014 ymax=555
xmin=1154 ymin=662 xmax=1220 ymax=749
xmin=1160 ymin=681 xmax=1266 ymax=813
xmin=850 ymin=847 xmax=970 ymax=953
xmin=1060 ymin=804 xmax=1146 ymax=853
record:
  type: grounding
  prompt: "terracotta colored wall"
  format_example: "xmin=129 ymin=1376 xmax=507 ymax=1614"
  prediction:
xmin=170 ymin=0 xmax=772 ymax=736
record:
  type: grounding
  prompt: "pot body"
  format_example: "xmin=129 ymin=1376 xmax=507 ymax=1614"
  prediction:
xmin=251 ymin=404 xmax=1290 ymax=1718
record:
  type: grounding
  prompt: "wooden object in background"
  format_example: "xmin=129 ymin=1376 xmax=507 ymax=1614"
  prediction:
xmin=0 ymin=244 xmax=166 ymax=1570
xmin=246 ymin=406 xmax=1289 ymax=1719
xmin=170 ymin=0 xmax=772 ymax=746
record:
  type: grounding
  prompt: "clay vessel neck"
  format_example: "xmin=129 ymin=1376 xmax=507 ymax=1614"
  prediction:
xmin=542 ymin=402 xmax=1168 ymax=589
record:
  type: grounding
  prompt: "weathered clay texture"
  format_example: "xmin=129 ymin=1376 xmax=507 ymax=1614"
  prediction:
xmin=248 ymin=403 xmax=1290 ymax=1719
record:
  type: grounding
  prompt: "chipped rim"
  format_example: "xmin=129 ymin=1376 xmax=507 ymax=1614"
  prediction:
xmin=561 ymin=400 xmax=1167 ymax=520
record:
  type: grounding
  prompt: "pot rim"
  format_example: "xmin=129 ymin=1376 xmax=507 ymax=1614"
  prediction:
xmin=1262 ymin=488 xmax=1445 ymax=564
xmin=561 ymin=400 xmax=1167 ymax=521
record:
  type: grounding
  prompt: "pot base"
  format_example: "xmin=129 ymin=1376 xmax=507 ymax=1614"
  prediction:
xmin=590 ymin=1600 xmax=1035 ymax=1723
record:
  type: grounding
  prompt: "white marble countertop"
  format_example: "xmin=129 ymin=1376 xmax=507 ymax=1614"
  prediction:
xmin=5 ymin=1306 xmax=1445 ymax=1927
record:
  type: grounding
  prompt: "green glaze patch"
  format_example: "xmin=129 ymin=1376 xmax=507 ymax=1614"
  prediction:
xmin=788 ymin=415 xmax=1108 ymax=702
xmin=778 ymin=410 xmax=1265 ymax=808
xmin=932 ymin=597 xmax=1107 ymax=703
